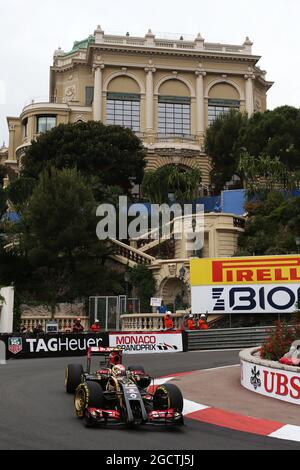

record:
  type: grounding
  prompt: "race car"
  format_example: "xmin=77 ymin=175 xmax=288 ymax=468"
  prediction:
xmin=65 ymin=347 xmax=184 ymax=428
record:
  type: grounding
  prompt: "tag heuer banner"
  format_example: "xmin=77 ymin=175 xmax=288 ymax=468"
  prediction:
xmin=8 ymin=337 xmax=23 ymax=355
xmin=1 ymin=333 xmax=109 ymax=359
xmin=190 ymin=255 xmax=300 ymax=314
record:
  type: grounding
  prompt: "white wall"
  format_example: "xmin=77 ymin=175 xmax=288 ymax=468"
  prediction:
xmin=0 ymin=287 xmax=14 ymax=333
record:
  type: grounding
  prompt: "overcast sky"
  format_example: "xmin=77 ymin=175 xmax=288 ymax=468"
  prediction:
xmin=1 ymin=0 xmax=300 ymax=145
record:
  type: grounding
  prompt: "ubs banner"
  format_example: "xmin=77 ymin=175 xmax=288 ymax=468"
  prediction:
xmin=241 ymin=360 xmax=300 ymax=406
xmin=0 ymin=333 xmax=108 ymax=359
xmin=190 ymin=255 xmax=300 ymax=314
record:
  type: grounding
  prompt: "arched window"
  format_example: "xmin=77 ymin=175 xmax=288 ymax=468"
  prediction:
xmin=106 ymin=76 xmax=141 ymax=133
xmin=158 ymin=79 xmax=191 ymax=137
xmin=208 ymin=83 xmax=240 ymax=126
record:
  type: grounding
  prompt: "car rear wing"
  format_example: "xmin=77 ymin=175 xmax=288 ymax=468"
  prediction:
xmin=87 ymin=347 xmax=123 ymax=359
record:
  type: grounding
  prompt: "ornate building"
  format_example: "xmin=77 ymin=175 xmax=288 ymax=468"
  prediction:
xmin=5 ymin=27 xmax=273 ymax=187
xmin=3 ymin=28 xmax=273 ymax=318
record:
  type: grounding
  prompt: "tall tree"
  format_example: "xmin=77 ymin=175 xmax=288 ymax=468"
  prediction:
xmin=129 ymin=265 xmax=156 ymax=313
xmin=21 ymin=121 xmax=146 ymax=197
xmin=20 ymin=167 xmax=118 ymax=316
xmin=205 ymin=109 xmax=248 ymax=193
xmin=239 ymin=106 xmax=300 ymax=170
xmin=238 ymin=192 xmax=300 ymax=256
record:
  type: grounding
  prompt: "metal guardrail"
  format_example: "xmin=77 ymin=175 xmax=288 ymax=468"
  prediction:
xmin=187 ymin=326 xmax=275 ymax=351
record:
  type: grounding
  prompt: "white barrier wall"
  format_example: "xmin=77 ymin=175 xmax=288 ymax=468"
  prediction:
xmin=240 ymin=348 xmax=300 ymax=406
xmin=0 ymin=287 xmax=14 ymax=334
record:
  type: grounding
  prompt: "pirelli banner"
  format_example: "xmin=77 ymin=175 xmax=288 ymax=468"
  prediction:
xmin=190 ymin=255 xmax=300 ymax=315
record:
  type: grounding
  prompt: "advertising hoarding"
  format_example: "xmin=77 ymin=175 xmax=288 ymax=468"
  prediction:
xmin=109 ymin=332 xmax=183 ymax=354
xmin=191 ymin=255 xmax=300 ymax=314
xmin=241 ymin=360 xmax=300 ymax=405
xmin=1 ymin=333 xmax=108 ymax=359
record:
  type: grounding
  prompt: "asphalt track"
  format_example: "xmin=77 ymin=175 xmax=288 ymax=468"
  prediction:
xmin=0 ymin=350 xmax=299 ymax=450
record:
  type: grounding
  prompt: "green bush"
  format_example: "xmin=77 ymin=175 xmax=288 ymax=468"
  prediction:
xmin=261 ymin=321 xmax=300 ymax=361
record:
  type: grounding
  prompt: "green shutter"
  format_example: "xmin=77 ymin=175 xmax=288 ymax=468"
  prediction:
xmin=107 ymin=92 xmax=140 ymax=101
xmin=208 ymin=99 xmax=240 ymax=107
xmin=158 ymin=96 xmax=191 ymax=104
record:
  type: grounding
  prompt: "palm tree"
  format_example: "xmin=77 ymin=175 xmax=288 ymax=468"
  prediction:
xmin=142 ymin=166 xmax=202 ymax=204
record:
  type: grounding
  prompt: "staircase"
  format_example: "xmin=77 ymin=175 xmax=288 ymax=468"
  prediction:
xmin=110 ymin=239 xmax=156 ymax=267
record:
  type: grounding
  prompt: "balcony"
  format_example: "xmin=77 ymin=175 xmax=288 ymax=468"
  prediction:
xmin=20 ymin=102 xmax=70 ymax=119
xmin=137 ymin=132 xmax=203 ymax=150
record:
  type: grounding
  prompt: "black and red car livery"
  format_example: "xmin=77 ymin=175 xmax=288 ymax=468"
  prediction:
xmin=65 ymin=347 xmax=184 ymax=428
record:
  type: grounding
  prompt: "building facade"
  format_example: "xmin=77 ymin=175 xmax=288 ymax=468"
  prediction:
xmin=3 ymin=28 xmax=273 ymax=314
xmin=5 ymin=27 xmax=273 ymax=188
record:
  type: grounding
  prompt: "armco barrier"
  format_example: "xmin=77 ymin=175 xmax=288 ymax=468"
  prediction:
xmin=187 ymin=326 xmax=275 ymax=351
xmin=0 ymin=328 xmax=272 ymax=357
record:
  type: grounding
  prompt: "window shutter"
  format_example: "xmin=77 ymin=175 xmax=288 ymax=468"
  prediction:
xmin=85 ymin=87 xmax=94 ymax=106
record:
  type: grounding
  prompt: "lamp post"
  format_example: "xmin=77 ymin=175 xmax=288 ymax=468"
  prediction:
xmin=192 ymin=217 xmax=197 ymax=258
xmin=179 ymin=266 xmax=186 ymax=281
xmin=179 ymin=266 xmax=186 ymax=309
xmin=295 ymin=236 xmax=300 ymax=254
xmin=124 ymin=271 xmax=130 ymax=313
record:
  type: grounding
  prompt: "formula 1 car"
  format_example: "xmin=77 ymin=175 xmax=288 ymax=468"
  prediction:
xmin=65 ymin=347 xmax=184 ymax=428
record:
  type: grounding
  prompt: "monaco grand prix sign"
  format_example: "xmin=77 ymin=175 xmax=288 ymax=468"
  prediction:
xmin=109 ymin=332 xmax=183 ymax=354
xmin=191 ymin=255 xmax=300 ymax=314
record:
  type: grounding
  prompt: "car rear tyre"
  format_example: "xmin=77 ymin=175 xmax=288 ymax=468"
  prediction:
xmin=65 ymin=364 xmax=84 ymax=394
xmin=153 ymin=384 xmax=184 ymax=413
xmin=74 ymin=381 xmax=104 ymax=419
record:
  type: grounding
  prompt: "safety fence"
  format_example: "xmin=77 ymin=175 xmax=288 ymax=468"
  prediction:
xmin=0 ymin=331 xmax=188 ymax=360
xmin=0 ymin=327 xmax=274 ymax=361
xmin=187 ymin=326 xmax=275 ymax=351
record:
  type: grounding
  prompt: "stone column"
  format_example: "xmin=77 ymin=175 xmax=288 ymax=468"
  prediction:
xmin=0 ymin=286 xmax=14 ymax=334
xmin=8 ymin=124 xmax=16 ymax=161
xmin=195 ymin=70 xmax=206 ymax=136
xmin=245 ymin=74 xmax=255 ymax=116
xmin=145 ymin=66 xmax=156 ymax=132
xmin=93 ymin=64 xmax=105 ymax=121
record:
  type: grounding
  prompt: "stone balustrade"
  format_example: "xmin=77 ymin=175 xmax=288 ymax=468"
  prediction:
xmin=20 ymin=316 xmax=90 ymax=333
xmin=120 ymin=313 xmax=184 ymax=332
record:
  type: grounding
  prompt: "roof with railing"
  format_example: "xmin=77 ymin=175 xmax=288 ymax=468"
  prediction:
xmin=53 ymin=27 xmax=255 ymax=59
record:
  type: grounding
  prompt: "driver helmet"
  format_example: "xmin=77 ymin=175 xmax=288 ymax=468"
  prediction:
xmin=109 ymin=351 xmax=122 ymax=366
xmin=200 ymin=314 xmax=206 ymax=319
xmin=189 ymin=314 xmax=194 ymax=318
xmin=112 ymin=364 xmax=126 ymax=378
